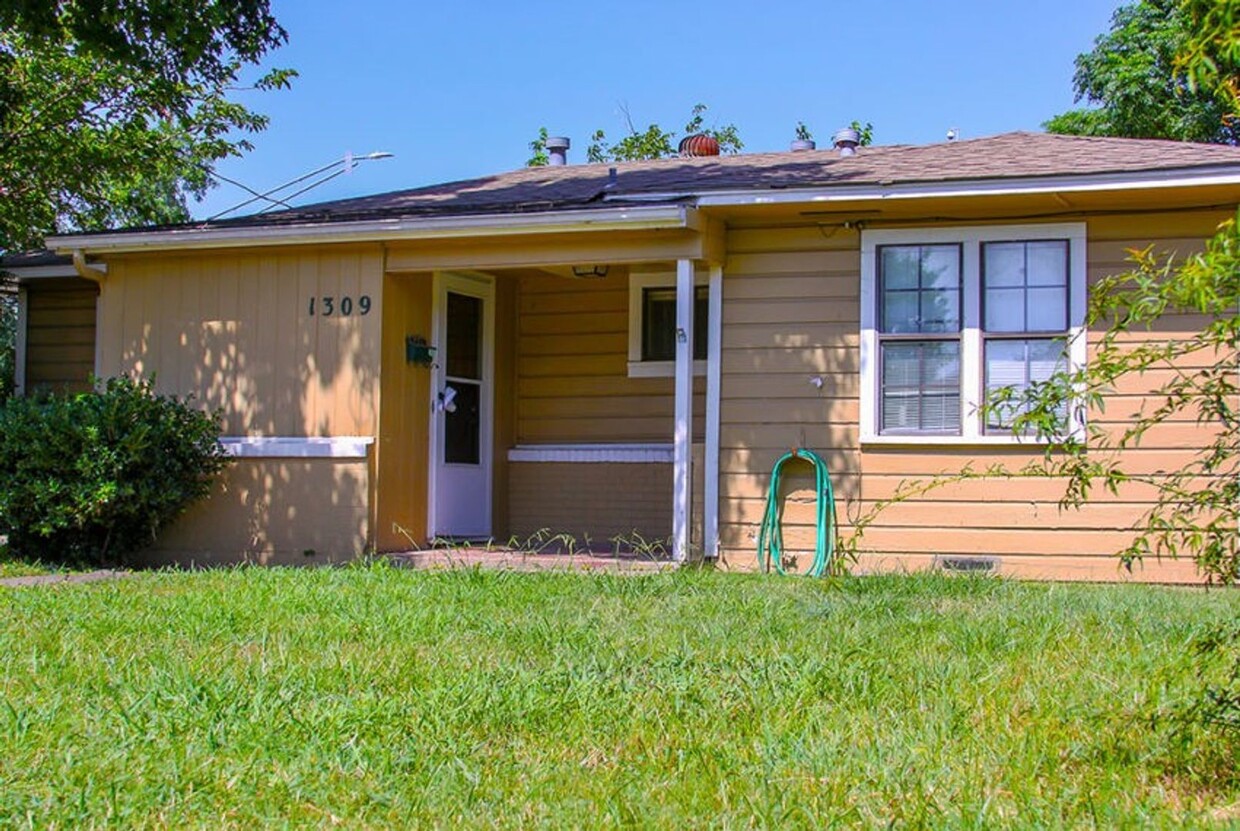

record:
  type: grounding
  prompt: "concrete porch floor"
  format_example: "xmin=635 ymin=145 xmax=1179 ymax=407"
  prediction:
xmin=386 ymin=546 xmax=677 ymax=573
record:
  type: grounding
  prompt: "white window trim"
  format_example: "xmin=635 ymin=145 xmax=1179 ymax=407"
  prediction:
xmin=219 ymin=436 xmax=374 ymax=459
xmin=627 ymin=269 xmax=707 ymax=378
xmin=860 ymin=222 xmax=1087 ymax=446
xmin=507 ymin=443 xmax=674 ymax=463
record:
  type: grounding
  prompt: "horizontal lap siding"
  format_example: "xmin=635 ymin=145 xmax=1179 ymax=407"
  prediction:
xmin=24 ymin=279 xmax=98 ymax=393
xmin=717 ymin=211 xmax=1229 ymax=582
xmin=515 ymin=268 xmax=703 ymax=443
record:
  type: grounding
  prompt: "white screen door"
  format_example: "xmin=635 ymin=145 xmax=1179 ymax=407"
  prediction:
xmin=431 ymin=272 xmax=494 ymax=539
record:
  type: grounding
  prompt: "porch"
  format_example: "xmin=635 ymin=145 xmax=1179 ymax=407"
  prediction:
xmin=373 ymin=215 xmax=726 ymax=563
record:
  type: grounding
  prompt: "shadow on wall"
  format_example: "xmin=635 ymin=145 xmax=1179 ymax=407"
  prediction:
xmin=113 ymin=249 xmax=384 ymax=565
xmin=150 ymin=458 xmax=369 ymax=566
xmin=718 ymin=321 xmax=862 ymax=566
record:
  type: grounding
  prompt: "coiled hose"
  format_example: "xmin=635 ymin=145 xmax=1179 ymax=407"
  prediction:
xmin=756 ymin=448 xmax=838 ymax=577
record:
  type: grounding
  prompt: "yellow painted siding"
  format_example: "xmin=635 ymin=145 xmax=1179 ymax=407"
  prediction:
xmin=509 ymin=461 xmax=673 ymax=546
xmin=99 ymin=246 xmax=384 ymax=563
xmin=23 ymin=278 xmax=98 ymax=393
xmin=716 ymin=210 xmax=1231 ymax=582
xmin=150 ymin=458 xmax=370 ymax=565
xmin=514 ymin=266 xmax=705 ymax=443
xmin=508 ymin=445 xmax=704 ymax=552
xmin=374 ymin=272 xmax=433 ymax=551
xmin=99 ymin=246 xmax=384 ymax=436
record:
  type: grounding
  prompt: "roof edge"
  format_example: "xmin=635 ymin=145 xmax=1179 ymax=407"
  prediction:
xmin=49 ymin=203 xmax=694 ymax=255
xmin=665 ymin=164 xmax=1240 ymax=208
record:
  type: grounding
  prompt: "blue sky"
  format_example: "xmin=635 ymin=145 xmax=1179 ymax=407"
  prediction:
xmin=193 ymin=0 xmax=1123 ymax=220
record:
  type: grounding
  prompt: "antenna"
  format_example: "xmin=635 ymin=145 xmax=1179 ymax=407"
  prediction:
xmin=208 ymin=152 xmax=395 ymax=221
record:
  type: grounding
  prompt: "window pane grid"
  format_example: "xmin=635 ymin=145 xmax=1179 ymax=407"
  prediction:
xmin=879 ymin=244 xmax=962 ymax=334
xmin=880 ymin=341 xmax=961 ymax=434
xmin=868 ymin=233 xmax=1076 ymax=440
xmin=983 ymin=337 xmax=1067 ymax=433
xmin=982 ymin=240 xmax=1068 ymax=333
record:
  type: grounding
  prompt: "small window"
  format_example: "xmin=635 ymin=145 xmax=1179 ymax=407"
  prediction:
xmin=641 ymin=286 xmax=708 ymax=362
xmin=627 ymin=271 xmax=710 ymax=378
xmin=876 ymin=243 xmax=963 ymax=436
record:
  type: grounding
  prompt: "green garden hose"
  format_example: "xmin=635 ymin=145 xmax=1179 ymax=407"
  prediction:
xmin=756 ymin=448 xmax=838 ymax=577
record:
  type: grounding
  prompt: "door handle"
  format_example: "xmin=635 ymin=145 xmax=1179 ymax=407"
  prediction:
xmin=436 ymin=385 xmax=458 ymax=413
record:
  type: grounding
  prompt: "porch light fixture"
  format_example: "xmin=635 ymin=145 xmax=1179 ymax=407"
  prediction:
xmin=571 ymin=265 xmax=610 ymax=278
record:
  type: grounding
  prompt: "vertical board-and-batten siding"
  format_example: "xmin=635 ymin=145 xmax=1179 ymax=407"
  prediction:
xmin=98 ymin=246 xmax=385 ymax=563
xmin=717 ymin=211 xmax=1228 ymax=582
xmin=22 ymin=278 xmax=98 ymax=393
xmin=99 ymin=246 xmax=383 ymax=436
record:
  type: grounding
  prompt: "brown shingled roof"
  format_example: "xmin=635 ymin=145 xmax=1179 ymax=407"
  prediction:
xmin=156 ymin=131 xmax=1240 ymax=231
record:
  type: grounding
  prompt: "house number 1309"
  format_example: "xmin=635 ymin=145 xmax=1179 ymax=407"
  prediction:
xmin=308 ymin=295 xmax=371 ymax=316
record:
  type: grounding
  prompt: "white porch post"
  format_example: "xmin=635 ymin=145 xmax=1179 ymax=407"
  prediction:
xmin=672 ymin=257 xmax=694 ymax=562
xmin=14 ymin=287 xmax=27 ymax=396
xmin=703 ymin=264 xmax=722 ymax=559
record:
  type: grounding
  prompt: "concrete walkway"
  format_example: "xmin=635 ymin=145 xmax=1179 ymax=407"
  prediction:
xmin=0 ymin=569 xmax=131 ymax=588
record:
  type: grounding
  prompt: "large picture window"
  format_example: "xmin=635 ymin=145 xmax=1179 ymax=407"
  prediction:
xmin=861 ymin=224 xmax=1086 ymax=444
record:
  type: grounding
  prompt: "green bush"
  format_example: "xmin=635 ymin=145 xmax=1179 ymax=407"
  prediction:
xmin=0 ymin=376 xmax=230 ymax=565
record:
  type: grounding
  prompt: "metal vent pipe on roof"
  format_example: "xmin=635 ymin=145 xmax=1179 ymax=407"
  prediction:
xmin=547 ymin=136 xmax=570 ymax=165
xmin=832 ymin=127 xmax=860 ymax=157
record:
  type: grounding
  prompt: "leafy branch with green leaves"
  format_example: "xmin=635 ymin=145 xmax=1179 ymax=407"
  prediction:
xmin=527 ymin=103 xmax=743 ymax=167
xmin=0 ymin=0 xmax=294 ymax=251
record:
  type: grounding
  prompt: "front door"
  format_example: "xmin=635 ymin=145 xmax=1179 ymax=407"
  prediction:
xmin=430 ymin=272 xmax=494 ymax=539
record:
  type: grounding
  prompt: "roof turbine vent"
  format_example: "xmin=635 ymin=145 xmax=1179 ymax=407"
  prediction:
xmin=546 ymin=136 xmax=571 ymax=166
xmin=832 ymin=127 xmax=861 ymax=157
xmin=678 ymin=133 xmax=721 ymax=157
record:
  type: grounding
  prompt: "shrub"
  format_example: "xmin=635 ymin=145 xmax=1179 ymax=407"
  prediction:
xmin=0 ymin=376 xmax=230 ymax=565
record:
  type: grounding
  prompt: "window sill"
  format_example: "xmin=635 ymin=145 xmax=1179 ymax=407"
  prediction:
xmin=627 ymin=359 xmax=707 ymax=379
xmin=860 ymin=433 xmax=1052 ymax=448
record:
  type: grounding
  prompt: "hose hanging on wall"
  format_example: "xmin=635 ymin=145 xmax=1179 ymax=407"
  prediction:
xmin=756 ymin=448 xmax=838 ymax=577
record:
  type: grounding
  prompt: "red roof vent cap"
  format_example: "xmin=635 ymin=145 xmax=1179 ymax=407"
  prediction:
xmin=678 ymin=133 xmax=720 ymax=157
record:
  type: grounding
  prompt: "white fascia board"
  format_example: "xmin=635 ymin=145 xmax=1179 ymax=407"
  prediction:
xmin=623 ymin=166 xmax=1240 ymax=208
xmin=47 ymin=205 xmax=692 ymax=255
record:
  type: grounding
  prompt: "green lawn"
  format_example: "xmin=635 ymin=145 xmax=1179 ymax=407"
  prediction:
xmin=0 ymin=566 xmax=1236 ymax=828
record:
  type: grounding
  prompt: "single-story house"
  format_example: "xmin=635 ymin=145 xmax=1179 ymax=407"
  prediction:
xmin=5 ymin=130 xmax=1237 ymax=581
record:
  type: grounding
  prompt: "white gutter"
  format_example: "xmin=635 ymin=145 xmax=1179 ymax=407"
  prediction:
xmin=47 ymin=204 xmax=693 ymax=254
xmin=72 ymin=251 xmax=107 ymax=283
xmin=608 ymin=166 xmax=1240 ymax=208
